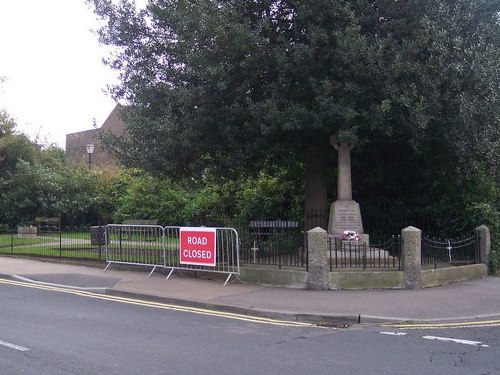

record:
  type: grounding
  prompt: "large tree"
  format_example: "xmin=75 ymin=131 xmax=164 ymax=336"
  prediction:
xmin=89 ymin=0 xmax=500 ymax=220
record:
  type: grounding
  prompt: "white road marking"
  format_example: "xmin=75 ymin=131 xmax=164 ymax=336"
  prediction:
xmin=0 ymin=339 xmax=30 ymax=352
xmin=380 ymin=332 xmax=408 ymax=336
xmin=382 ymin=320 xmax=500 ymax=329
xmin=423 ymin=336 xmax=489 ymax=348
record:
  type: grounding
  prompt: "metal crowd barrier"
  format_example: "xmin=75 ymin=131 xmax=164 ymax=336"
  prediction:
xmin=104 ymin=224 xmax=165 ymax=277
xmin=104 ymin=224 xmax=240 ymax=286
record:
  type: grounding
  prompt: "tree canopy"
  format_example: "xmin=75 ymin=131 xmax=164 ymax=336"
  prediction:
xmin=0 ymin=106 xmax=107 ymax=227
xmin=89 ymin=0 xmax=500 ymax=215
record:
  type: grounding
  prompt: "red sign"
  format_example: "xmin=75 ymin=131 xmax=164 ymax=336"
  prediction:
xmin=179 ymin=227 xmax=217 ymax=267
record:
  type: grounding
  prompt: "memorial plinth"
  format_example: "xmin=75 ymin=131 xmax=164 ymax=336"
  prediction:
xmin=328 ymin=200 xmax=363 ymax=234
xmin=328 ymin=200 xmax=369 ymax=245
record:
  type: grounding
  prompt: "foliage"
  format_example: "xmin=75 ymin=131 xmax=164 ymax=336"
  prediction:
xmin=466 ymin=202 xmax=499 ymax=273
xmin=0 ymin=108 xmax=17 ymax=137
xmin=0 ymin=108 xmax=38 ymax=177
xmin=1 ymin=155 xmax=105 ymax=226
xmin=1 ymin=1 xmax=499 ymax=261
xmin=110 ymin=165 xmax=303 ymax=225
xmin=0 ymin=131 xmax=38 ymax=179
xmin=461 ymin=172 xmax=500 ymax=272
xmin=0 ymin=117 xmax=107 ymax=226
xmin=234 ymin=169 xmax=303 ymax=219
xmin=0 ymin=105 xmax=303 ymax=228
xmin=111 ymin=171 xmax=194 ymax=225
xmin=0 ymin=112 xmax=40 ymax=225
xmin=89 ymin=0 xmax=386 ymax=178
xmin=89 ymin=0 xmax=500 ymax=224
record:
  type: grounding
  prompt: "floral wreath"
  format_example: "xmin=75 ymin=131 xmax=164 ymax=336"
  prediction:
xmin=341 ymin=230 xmax=360 ymax=241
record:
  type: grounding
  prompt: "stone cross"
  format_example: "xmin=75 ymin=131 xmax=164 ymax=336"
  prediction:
xmin=327 ymin=134 xmax=366 ymax=241
xmin=329 ymin=135 xmax=355 ymax=201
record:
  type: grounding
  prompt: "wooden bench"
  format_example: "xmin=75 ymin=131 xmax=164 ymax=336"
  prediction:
xmin=249 ymin=220 xmax=299 ymax=230
xmin=249 ymin=220 xmax=300 ymax=239
xmin=35 ymin=217 xmax=61 ymax=232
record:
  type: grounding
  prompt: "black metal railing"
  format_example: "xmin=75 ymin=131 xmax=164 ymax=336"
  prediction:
xmin=191 ymin=212 xmax=309 ymax=269
xmin=329 ymin=235 xmax=401 ymax=271
xmin=239 ymin=225 xmax=307 ymax=269
xmin=4 ymin=215 xmax=480 ymax=273
xmin=421 ymin=232 xmax=479 ymax=269
xmin=0 ymin=226 xmax=105 ymax=261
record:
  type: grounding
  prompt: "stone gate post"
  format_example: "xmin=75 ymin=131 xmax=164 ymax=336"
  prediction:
xmin=307 ymin=227 xmax=329 ymax=290
xmin=475 ymin=225 xmax=491 ymax=266
xmin=402 ymin=226 xmax=422 ymax=290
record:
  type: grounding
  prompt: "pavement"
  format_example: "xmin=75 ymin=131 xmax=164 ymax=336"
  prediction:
xmin=1 ymin=256 xmax=500 ymax=325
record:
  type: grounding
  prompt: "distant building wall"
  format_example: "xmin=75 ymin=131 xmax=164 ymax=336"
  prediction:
xmin=65 ymin=104 xmax=124 ymax=170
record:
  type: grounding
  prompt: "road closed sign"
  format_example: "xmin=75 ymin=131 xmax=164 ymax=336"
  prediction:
xmin=179 ymin=227 xmax=217 ymax=267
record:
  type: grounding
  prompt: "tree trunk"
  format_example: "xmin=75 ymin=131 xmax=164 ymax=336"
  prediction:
xmin=304 ymin=137 xmax=328 ymax=230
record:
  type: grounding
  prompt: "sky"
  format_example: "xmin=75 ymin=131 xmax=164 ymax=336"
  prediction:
xmin=0 ymin=0 xmax=119 ymax=149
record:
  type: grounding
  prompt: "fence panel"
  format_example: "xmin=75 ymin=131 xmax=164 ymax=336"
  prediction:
xmin=0 ymin=229 xmax=16 ymax=255
xmin=104 ymin=224 xmax=165 ymax=276
xmin=422 ymin=233 xmax=479 ymax=268
xmin=329 ymin=236 xmax=401 ymax=270
xmin=163 ymin=226 xmax=240 ymax=286
xmin=104 ymin=225 xmax=240 ymax=285
xmin=0 ymin=227 xmax=102 ymax=260
xmin=239 ymin=221 xmax=307 ymax=269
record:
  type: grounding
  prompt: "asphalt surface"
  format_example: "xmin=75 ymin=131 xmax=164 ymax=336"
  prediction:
xmin=1 ymin=256 xmax=499 ymax=325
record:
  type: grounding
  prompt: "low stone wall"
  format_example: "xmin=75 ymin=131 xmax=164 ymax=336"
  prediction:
xmin=330 ymin=270 xmax=404 ymax=290
xmin=239 ymin=225 xmax=491 ymax=290
xmin=240 ymin=266 xmax=308 ymax=288
xmin=240 ymin=264 xmax=486 ymax=290
xmin=421 ymin=264 xmax=487 ymax=288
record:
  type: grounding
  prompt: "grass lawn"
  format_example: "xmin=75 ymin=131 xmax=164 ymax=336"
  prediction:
xmin=1 ymin=247 xmax=102 ymax=260
xmin=0 ymin=233 xmax=46 ymax=248
xmin=0 ymin=231 xmax=181 ymax=264
xmin=0 ymin=232 xmax=101 ymax=260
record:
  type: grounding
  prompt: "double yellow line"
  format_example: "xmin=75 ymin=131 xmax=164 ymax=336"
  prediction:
xmin=382 ymin=319 xmax=500 ymax=330
xmin=0 ymin=278 xmax=318 ymax=328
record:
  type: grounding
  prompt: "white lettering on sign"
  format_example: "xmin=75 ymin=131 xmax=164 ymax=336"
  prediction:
xmin=183 ymin=249 xmax=212 ymax=259
xmin=187 ymin=236 xmax=208 ymax=246
xmin=179 ymin=227 xmax=217 ymax=267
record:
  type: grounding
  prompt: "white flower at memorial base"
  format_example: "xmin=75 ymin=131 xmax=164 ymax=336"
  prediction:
xmin=341 ymin=230 xmax=360 ymax=241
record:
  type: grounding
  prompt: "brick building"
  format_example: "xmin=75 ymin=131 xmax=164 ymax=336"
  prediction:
xmin=65 ymin=104 xmax=124 ymax=170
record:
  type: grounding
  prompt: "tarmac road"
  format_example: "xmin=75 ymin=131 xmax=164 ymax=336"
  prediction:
xmin=1 ymin=256 xmax=500 ymax=325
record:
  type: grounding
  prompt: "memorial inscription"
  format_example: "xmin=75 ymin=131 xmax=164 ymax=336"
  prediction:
xmin=328 ymin=200 xmax=364 ymax=235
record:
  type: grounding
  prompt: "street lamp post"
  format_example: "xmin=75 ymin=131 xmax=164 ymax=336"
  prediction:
xmin=86 ymin=142 xmax=95 ymax=170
